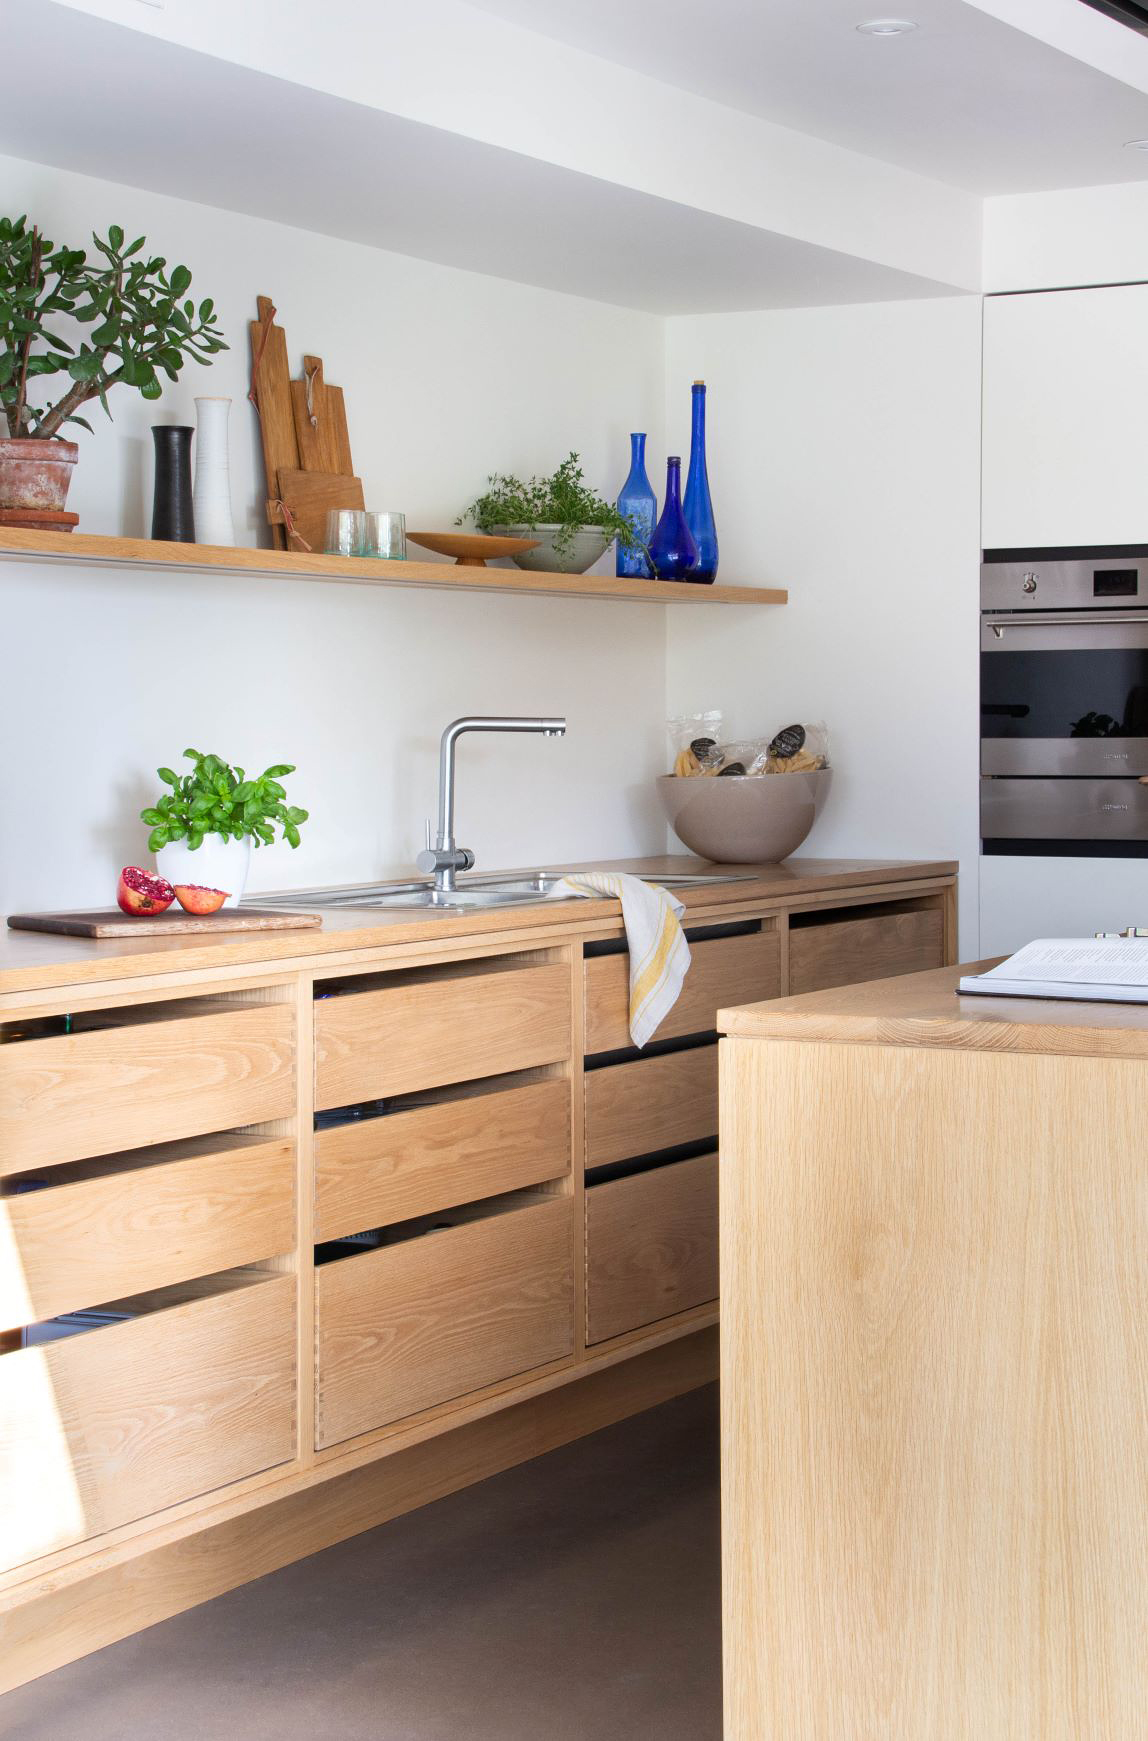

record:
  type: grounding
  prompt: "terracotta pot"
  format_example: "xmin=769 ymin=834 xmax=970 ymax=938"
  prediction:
xmin=0 ymin=438 xmax=79 ymax=515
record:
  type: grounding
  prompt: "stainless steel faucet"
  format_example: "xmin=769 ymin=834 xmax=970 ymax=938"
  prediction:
xmin=416 ymin=715 xmax=567 ymax=892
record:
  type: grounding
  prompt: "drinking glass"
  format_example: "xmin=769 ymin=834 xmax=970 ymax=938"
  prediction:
xmin=324 ymin=509 xmax=366 ymax=556
xmin=363 ymin=511 xmax=406 ymax=560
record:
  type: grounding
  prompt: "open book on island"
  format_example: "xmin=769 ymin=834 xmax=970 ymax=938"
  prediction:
xmin=958 ymin=938 xmax=1148 ymax=1004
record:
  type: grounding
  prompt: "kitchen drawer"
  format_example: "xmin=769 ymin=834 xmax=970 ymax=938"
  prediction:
xmin=584 ymin=1045 xmax=718 ymax=1170
xmin=788 ymin=904 xmax=945 ymax=997
xmin=316 ymin=1195 xmax=573 ymax=1447
xmin=0 ymin=997 xmax=295 ymax=1174
xmin=0 ymin=1270 xmax=296 ymax=1571
xmin=315 ymin=958 xmax=571 ymax=1110
xmin=586 ymin=1153 xmax=718 ymax=1345
xmin=316 ymin=1078 xmax=569 ymax=1240
xmin=0 ymin=1135 xmax=295 ymax=1332
xmin=584 ymin=928 xmax=780 ymax=1054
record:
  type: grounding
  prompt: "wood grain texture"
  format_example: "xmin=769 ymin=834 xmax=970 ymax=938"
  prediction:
xmin=584 ymin=1044 xmax=718 ymax=1169
xmin=7 ymin=907 xmax=321 ymax=938
xmin=315 ymin=960 xmax=571 ymax=1108
xmin=0 ymin=1325 xmax=716 ymax=1695
xmin=0 ymin=998 xmax=295 ymax=1171
xmin=584 ymin=928 xmax=780 ymax=1054
xmin=315 ymin=1078 xmax=570 ymax=1240
xmin=0 ymin=1135 xmax=295 ymax=1331
xmin=0 ymin=526 xmax=789 ymax=606
xmin=316 ymin=1198 xmax=574 ymax=1447
xmin=290 ymin=357 xmax=353 ymax=476
xmin=0 ymin=1274 xmax=296 ymax=1571
xmin=273 ymin=466 xmax=364 ymax=555
xmin=720 ymin=1035 xmax=1148 ymax=1740
xmin=249 ymin=297 xmax=297 ymax=549
xmin=585 ymin=1153 xmax=718 ymax=1344
xmin=788 ymin=904 xmax=944 ymax=996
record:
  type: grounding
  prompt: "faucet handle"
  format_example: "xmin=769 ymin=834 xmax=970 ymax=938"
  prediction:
xmin=424 ymin=817 xmax=432 ymax=852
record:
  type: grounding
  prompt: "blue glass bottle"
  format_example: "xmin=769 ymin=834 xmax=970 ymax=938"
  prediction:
xmin=683 ymin=380 xmax=718 ymax=583
xmin=647 ymin=456 xmax=698 ymax=582
xmin=615 ymin=432 xmax=657 ymax=579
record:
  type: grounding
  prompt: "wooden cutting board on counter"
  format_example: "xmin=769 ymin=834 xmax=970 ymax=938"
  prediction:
xmin=270 ymin=467 xmax=364 ymax=554
xmin=8 ymin=907 xmax=323 ymax=938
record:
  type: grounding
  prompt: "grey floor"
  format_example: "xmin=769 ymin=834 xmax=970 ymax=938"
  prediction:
xmin=1 ymin=1384 xmax=721 ymax=1741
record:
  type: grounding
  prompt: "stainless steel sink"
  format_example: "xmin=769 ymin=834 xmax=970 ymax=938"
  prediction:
xmin=252 ymin=870 xmax=754 ymax=914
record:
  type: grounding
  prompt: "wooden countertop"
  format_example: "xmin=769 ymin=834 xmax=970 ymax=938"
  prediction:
xmin=720 ymin=958 xmax=1148 ymax=1061
xmin=0 ymin=856 xmax=954 ymax=997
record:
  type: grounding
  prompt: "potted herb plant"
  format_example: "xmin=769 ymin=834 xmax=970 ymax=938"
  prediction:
xmin=0 ymin=215 xmax=227 ymax=526
xmin=458 ymin=451 xmax=642 ymax=574
xmin=141 ymin=749 xmax=309 ymax=908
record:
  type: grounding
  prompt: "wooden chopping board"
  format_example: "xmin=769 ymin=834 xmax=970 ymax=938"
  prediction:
xmin=272 ymin=467 xmax=364 ymax=554
xmin=8 ymin=907 xmax=323 ymax=938
xmin=249 ymin=295 xmax=299 ymax=549
xmin=291 ymin=356 xmax=353 ymax=476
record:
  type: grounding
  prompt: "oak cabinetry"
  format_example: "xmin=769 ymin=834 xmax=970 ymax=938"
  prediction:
xmin=584 ymin=926 xmax=780 ymax=1054
xmin=315 ymin=957 xmax=571 ymax=1108
xmin=788 ymin=902 xmax=944 ymax=996
xmin=586 ymin=1153 xmax=719 ymax=1345
xmin=584 ymin=1046 xmax=718 ymax=1170
xmin=315 ymin=1195 xmax=574 ymax=1447
xmin=0 ymin=1271 xmax=296 ymax=1572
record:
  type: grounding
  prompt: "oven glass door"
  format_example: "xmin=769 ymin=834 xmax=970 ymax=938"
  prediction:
xmin=981 ymin=615 xmax=1148 ymax=776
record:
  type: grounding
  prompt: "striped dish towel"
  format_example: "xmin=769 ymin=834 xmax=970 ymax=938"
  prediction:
xmin=549 ymin=871 xmax=691 ymax=1048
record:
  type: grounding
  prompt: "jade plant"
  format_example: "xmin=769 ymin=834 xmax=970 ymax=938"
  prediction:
xmin=458 ymin=451 xmax=641 ymax=558
xmin=141 ymin=750 xmax=309 ymax=853
xmin=0 ymin=214 xmax=227 ymax=438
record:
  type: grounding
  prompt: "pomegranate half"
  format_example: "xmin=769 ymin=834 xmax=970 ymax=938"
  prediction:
xmin=173 ymin=884 xmax=230 ymax=915
xmin=117 ymin=866 xmax=175 ymax=915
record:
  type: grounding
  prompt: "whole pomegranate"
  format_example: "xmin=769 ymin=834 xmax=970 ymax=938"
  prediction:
xmin=116 ymin=866 xmax=175 ymax=916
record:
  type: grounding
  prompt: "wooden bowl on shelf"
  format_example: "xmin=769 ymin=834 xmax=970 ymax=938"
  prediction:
xmin=406 ymin=531 xmax=541 ymax=568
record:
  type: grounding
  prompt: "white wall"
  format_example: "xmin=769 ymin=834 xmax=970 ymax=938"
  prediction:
xmin=662 ymin=297 xmax=984 ymax=951
xmin=984 ymin=182 xmax=1148 ymax=293
xmin=0 ymin=155 xmax=668 ymax=913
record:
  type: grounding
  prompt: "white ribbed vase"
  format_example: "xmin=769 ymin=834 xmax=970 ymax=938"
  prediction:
xmin=192 ymin=396 xmax=235 ymax=546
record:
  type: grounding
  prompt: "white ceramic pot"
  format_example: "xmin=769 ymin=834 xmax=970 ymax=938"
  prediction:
xmin=192 ymin=396 xmax=235 ymax=546
xmin=490 ymin=524 xmax=612 ymax=575
xmin=156 ymin=835 xmax=252 ymax=908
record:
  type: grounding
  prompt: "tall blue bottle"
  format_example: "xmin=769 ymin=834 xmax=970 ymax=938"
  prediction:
xmin=647 ymin=456 xmax=698 ymax=582
xmin=615 ymin=432 xmax=657 ymax=578
xmin=683 ymin=380 xmax=718 ymax=583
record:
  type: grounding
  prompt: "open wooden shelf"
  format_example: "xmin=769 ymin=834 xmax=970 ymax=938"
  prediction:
xmin=0 ymin=527 xmax=787 ymax=606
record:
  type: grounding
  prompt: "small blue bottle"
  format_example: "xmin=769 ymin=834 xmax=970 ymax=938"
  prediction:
xmin=683 ymin=380 xmax=718 ymax=584
xmin=648 ymin=456 xmax=698 ymax=582
xmin=616 ymin=432 xmax=657 ymax=578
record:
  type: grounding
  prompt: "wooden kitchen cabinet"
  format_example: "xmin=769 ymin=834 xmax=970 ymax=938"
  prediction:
xmin=586 ymin=1152 xmax=718 ymax=1345
xmin=584 ymin=1044 xmax=718 ymax=1169
xmin=788 ymin=901 xmax=944 ymax=996
xmin=584 ymin=924 xmax=780 ymax=1054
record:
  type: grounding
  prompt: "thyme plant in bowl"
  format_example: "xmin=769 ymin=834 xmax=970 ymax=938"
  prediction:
xmin=458 ymin=452 xmax=642 ymax=574
xmin=0 ymin=215 xmax=227 ymax=525
xmin=141 ymin=749 xmax=309 ymax=908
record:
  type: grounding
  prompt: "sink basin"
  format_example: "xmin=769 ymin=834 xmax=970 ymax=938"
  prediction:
xmin=251 ymin=869 xmax=754 ymax=913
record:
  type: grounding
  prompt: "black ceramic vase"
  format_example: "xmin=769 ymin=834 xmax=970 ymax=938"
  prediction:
xmin=151 ymin=426 xmax=196 ymax=542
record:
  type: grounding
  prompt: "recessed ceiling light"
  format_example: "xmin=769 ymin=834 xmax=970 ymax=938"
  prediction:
xmin=1124 ymin=137 xmax=1148 ymax=149
xmin=856 ymin=18 xmax=919 ymax=34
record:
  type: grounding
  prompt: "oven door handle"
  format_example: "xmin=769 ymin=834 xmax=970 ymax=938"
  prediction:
xmin=987 ymin=612 xmax=1148 ymax=637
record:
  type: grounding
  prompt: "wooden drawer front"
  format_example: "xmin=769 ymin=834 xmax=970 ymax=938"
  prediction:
xmin=585 ymin=1046 xmax=718 ymax=1170
xmin=0 ymin=1136 xmax=295 ymax=1332
xmin=586 ymin=1154 xmax=718 ymax=1345
xmin=585 ymin=930 xmax=780 ymax=1055
xmin=788 ymin=907 xmax=944 ymax=997
xmin=315 ymin=1080 xmax=570 ymax=1241
xmin=0 ymin=1274 xmax=296 ymax=1571
xmin=315 ymin=961 xmax=571 ymax=1110
xmin=0 ymin=1000 xmax=295 ymax=1174
xmin=316 ymin=1197 xmax=573 ymax=1447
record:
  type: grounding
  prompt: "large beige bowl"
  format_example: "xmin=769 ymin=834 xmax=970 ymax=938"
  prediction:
xmin=658 ymin=769 xmax=832 ymax=863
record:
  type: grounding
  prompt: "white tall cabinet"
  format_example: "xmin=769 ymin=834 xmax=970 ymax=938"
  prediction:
xmin=981 ymin=284 xmax=1148 ymax=952
xmin=982 ymin=283 xmax=1148 ymax=551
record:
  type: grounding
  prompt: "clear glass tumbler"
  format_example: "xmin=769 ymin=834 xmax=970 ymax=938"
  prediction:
xmin=325 ymin=509 xmax=366 ymax=557
xmin=363 ymin=511 xmax=407 ymax=560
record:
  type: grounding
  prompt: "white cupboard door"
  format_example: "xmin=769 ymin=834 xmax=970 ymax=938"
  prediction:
xmin=982 ymin=285 xmax=1148 ymax=551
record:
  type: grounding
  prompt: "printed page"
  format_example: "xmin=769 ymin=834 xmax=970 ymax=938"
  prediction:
xmin=976 ymin=938 xmax=1148 ymax=987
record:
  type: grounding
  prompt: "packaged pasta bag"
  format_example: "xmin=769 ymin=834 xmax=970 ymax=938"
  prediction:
xmin=668 ymin=711 xmax=723 ymax=776
xmin=764 ymin=721 xmax=829 ymax=773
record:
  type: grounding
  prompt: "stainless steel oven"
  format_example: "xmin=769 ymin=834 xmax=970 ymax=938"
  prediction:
xmin=981 ymin=546 xmax=1148 ymax=855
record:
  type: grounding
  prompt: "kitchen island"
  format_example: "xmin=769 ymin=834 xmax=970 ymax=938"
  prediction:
xmin=0 ymin=855 xmax=954 ymax=1692
xmin=719 ymin=963 xmax=1148 ymax=1741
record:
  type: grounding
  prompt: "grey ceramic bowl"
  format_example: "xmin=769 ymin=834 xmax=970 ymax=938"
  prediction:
xmin=490 ymin=524 xmax=612 ymax=574
xmin=658 ymin=769 xmax=832 ymax=863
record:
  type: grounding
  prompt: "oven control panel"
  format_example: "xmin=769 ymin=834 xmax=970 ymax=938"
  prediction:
xmin=982 ymin=547 xmax=1148 ymax=612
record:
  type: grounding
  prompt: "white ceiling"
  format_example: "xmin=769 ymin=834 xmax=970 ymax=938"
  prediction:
xmin=467 ymin=0 xmax=1148 ymax=195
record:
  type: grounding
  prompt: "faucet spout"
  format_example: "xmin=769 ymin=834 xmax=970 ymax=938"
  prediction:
xmin=416 ymin=715 xmax=567 ymax=892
